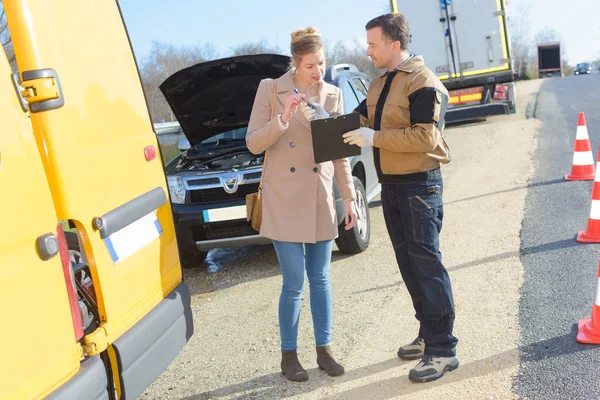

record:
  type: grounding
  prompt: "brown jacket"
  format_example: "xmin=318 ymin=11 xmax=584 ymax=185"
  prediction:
xmin=358 ymin=56 xmax=451 ymax=182
xmin=246 ymin=69 xmax=356 ymax=243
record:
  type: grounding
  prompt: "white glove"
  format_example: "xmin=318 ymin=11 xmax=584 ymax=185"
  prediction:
xmin=300 ymin=101 xmax=329 ymax=121
xmin=343 ymin=127 xmax=375 ymax=147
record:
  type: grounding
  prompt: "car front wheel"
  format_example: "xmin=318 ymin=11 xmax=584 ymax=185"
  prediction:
xmin=336 ymin=176 xmax=370 ymax=254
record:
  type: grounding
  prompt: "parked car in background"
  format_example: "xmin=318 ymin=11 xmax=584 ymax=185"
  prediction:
xmin=574 ymin=62 xmax=592 ymax=75
xmin=160 ymin=54 xmax=381 ymax=267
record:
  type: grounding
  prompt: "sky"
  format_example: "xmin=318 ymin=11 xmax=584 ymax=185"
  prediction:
xmin=119 ymin=0 xmax=600 ymax=66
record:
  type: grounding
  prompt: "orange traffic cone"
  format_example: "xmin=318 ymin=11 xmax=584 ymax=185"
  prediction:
xmin=577 ymin=262 xmax=600 ymax=344
xmin=565 ymin=112 xmax=595 ymax=181
xmin=577 ymin=151 xmax=600 ymax=243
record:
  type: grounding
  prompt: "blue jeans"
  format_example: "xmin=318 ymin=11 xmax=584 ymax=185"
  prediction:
xmin=381 ymin=169 xmax=458 ymax=357
xmin=272 ymin=240 xmax=333 ymax=352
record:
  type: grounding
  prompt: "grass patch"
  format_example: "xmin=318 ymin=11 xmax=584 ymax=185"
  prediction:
xmin=159 ymin=143 xmax=181 ymax=166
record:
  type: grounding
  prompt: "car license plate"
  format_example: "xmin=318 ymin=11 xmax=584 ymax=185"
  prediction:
xmin=203 ymin=205 xmax=246 ymax=223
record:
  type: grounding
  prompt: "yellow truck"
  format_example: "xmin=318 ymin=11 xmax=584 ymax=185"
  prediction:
xmin=0 ymin=1 xmax=193 ymax=399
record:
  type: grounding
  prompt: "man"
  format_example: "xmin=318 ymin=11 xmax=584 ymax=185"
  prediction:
xmin=343 ymin=13 xmax=458 ymax=383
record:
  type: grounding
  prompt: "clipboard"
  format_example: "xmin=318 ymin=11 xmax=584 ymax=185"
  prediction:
xmin=310 ymin=112 xmax=361 ymax=164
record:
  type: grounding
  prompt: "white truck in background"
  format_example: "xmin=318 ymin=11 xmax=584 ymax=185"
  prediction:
xmin=390 ymin=0 xmax=516 ymax=122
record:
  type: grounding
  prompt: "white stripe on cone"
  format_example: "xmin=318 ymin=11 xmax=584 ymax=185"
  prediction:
xmin=573 ymin=151 xmax=595 ymax=166
xmin=590 ymin=200 xmax=600 ymax=220
xmin=576 ymin=125 xmax=590 ymax=140
xmin=595 ymin=163 xmax=600 ymax=182
xmin=594 ymin=277 xmax=600 ymax=307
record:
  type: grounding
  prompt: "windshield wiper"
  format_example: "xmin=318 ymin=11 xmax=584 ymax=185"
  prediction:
xmin=202 ymin=138 xmax=246 ymax=145
xmin=183 ymin=145 xmax=249 ymax=161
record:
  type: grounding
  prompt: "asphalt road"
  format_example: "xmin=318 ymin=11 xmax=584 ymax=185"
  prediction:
xmin=517 ymin=73 xmax=600 ymax=399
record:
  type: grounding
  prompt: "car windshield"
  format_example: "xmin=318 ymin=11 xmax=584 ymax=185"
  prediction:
xmin=577 ymin=63 xmax=589 ymax=68
xmin=200 ymin=127 xmax=248 ymax=145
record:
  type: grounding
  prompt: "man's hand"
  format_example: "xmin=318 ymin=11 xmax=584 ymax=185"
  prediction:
xmin=300 ymin=102 xmax=329 ymax=121
xmin=343 ymin=127 xmax=375 ymax=147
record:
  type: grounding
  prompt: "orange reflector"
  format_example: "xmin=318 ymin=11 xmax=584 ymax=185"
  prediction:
xmin=144 ymin=145 xmax=157 ymax=161
xmin=449 ymin=86 xmax=483 ymax=105
xmin=460 ymin=93 xmax=483 ymax=102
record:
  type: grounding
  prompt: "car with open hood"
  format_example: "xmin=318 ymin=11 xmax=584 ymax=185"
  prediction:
xmin=160 ymin=54 xmax=380 ymax=267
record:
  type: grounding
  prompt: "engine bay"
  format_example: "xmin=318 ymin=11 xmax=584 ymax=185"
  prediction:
xmin=174 ymin=148 xmax=264 ymax=172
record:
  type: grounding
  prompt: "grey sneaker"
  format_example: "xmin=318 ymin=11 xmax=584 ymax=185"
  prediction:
xmin=397 ymin=337 xmax=425 ymax=360
xmin=409 ymin=355 xmax=459 ymax=383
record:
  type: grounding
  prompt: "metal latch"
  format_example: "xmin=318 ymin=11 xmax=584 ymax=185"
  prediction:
xmin=83 ymin=324 xmax=110 ymax=356
xmin=16 ymin=68 xmax=65 ymax=113
xmin=20 ymin=77 xmax=59 ymax=103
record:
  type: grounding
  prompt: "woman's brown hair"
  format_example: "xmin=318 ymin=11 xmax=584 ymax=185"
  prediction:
xmin=290 ymin=27 xmax=323 ymax=64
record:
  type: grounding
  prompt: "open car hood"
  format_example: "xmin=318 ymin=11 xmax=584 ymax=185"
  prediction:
xmin=159 ymin=54 xmax=291 ymax=146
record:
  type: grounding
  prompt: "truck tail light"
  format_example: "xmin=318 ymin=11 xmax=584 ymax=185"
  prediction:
xmin=493 ymin=84 xmax=508 ymax=100
xmin=57 ymin=223 xmax=84 ymax=341
xmin=449 ymin=87 xmax=483 ymax=105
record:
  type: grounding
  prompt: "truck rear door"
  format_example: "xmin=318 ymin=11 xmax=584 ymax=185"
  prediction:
xmin=5 ymin=0 xmax=192 ymax=397
xmin=0 ymin=45 xmax=94 ymax=399
xmin=402 ymin=0 xmax=511 ymax=79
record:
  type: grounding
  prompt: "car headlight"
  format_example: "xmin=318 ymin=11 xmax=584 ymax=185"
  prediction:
xmin=167 ymin=176 xmax=187 ymax=204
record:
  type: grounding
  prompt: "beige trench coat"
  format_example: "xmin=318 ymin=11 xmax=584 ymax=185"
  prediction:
xmin=246 ymin=69 xmax=356 ymax=243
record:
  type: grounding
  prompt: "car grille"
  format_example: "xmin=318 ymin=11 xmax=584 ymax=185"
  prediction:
xmin=187 ymin=182 xmax=259 ymax=203
xmin=192 ymin=221 xmax=257 ymax=241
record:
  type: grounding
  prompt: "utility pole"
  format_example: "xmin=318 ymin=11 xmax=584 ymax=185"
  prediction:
xmin=390 ymin=0 xmax=398 ymax=13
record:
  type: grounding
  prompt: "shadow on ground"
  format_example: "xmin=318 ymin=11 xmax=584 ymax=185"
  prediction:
xmin=181 ymin=325 xmax=588 ymax=400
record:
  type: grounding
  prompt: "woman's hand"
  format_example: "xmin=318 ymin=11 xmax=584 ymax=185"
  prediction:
xmin=282 ymin=93 xmax=306 ymax=124
xmin=343 ymin=200 xmax=357 ymax=231
xmin=300 ymin=102 xmax=330 ymax=121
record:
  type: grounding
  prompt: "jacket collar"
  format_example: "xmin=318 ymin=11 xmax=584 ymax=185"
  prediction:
xmin=379 ymin=55 xmax=425 ymax=77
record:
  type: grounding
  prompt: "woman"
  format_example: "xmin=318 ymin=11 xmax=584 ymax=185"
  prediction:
xmin=246 ymin=27 xmax=357 ymax=382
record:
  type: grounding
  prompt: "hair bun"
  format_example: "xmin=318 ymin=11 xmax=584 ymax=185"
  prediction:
xmin=291 ymin=27 xmax=321 ymax=44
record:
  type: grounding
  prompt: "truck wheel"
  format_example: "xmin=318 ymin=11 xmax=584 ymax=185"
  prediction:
xmin=335 ymin=177 xmax=370 ymax=254
xmin=180 ymin=250 xmax=208 ymax=269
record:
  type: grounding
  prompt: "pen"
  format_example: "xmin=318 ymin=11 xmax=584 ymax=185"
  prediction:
xmin=294 ymin=88 xmax=314 ymax=109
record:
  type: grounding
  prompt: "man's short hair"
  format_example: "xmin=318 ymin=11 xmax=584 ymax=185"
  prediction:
xmin=366 ymin=13 xmax=410 ymax=51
